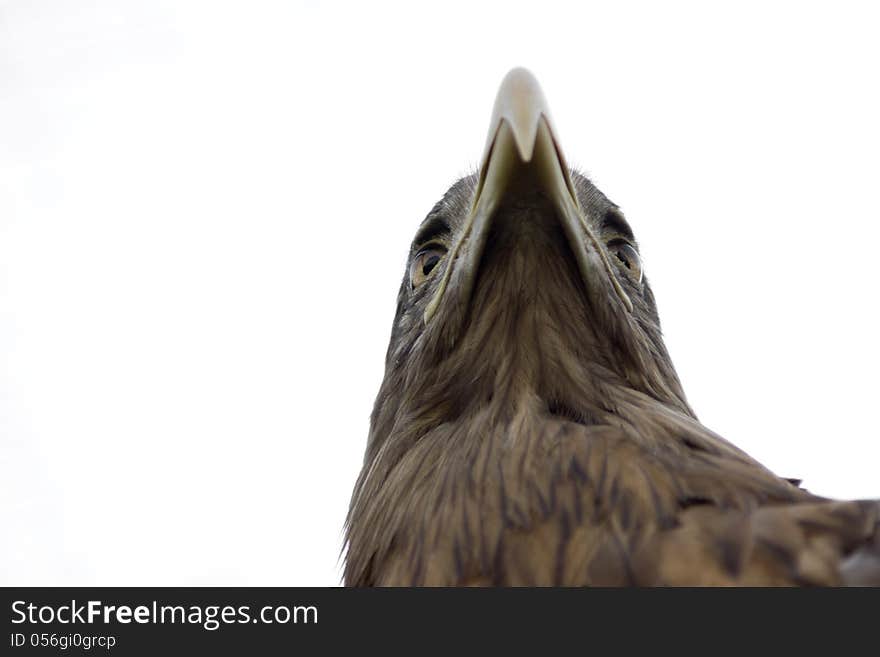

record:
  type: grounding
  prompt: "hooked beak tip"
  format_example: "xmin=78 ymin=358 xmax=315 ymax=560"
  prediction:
xmin=481 ymin=67 xmax=557 ymax=166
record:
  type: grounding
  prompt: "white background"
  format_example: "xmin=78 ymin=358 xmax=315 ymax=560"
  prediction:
xmin=2 ymin=1 xmax=878 ymax=585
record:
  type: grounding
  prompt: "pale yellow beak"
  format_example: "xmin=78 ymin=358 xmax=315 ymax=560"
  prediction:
xmin=424 ymin=67 xmax=633 ymax=325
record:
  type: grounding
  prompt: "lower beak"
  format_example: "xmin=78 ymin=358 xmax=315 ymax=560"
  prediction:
xmin=424 ymin=67 xmax=633 ymax=325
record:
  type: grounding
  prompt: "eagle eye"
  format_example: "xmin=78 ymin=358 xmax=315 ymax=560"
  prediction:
xmin=410 ymin=245 xmax=446 ymax=289
xmin=607 ymin=239 xmax=643 ymax=284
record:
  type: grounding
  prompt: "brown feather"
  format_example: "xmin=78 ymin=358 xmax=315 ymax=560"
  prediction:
xmin=344 ymin=76 xmax=880 ymax=587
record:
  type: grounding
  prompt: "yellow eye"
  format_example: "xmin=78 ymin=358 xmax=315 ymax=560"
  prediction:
xmin=410 ymin=246 xmax=446 ymax=289
xmin=608 ymin=240 xmax=643 ymax=284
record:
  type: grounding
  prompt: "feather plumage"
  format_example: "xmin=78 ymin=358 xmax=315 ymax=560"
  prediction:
xmin=344 ymin=70 xmax=880 ymax=586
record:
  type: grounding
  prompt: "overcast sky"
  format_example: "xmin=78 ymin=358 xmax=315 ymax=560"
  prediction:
xmin=2 ymin=1 xmax=878 ymax=585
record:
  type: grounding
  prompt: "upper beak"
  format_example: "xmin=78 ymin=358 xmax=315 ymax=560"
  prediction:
xmin=424 ymin=67 xmax=633 ymax=325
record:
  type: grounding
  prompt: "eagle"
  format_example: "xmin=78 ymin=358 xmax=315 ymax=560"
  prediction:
xmin=344 ymin=68 xmax=880 ymax=586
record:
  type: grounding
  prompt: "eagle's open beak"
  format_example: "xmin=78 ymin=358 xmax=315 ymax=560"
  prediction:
xmin=424 ymin=67 xmax=633 ymax=325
